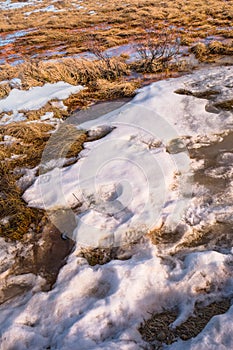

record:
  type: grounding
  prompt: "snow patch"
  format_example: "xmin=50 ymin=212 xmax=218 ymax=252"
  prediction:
xmin=0 ymin=82 xmax=84 ymax=113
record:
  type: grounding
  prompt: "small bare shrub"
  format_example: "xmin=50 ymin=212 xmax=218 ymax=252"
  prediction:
xmin=133 ymin=28 xmax=180 ymax=72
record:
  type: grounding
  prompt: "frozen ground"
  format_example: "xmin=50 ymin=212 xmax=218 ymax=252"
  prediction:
xmin=0 ymin=81 xmax=84 ymax=125
xmin=1 ymin=66 xmax=233 ymax=349
xmin=24 ymin=66 xmax=233 ymax=246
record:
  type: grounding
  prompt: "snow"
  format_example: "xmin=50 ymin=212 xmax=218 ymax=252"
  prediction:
xmin=23 ymin=121 xmax=191 ymax=247
xmin=23 ymin=66 xmax=233 ymax=247
xmin=9 ymin=77 xmax=22 ymax=88
xmin=51 ymin=100 xmax=67 ymax=110
xmin=0 ymin=243 xmax=232 ymax=349
xmin=39 ymin=111 xmax=62 ymax=125
xmin=17 ymin=167 xmax=39 ymax=192
xmin=1 ymin=66 xmax=233 ymax=349
xmin=89 ymin=10 xmax=97 ymax=15
xmin=25 ymin=4 xmax=64 ymax=16
xmin=0 ymin=81 xmax=84 ymax=114
xmin=0 ymin=0 xmax=42 ymax=10
xmin=74 ymin=4 xmax=84 ymax=9
xmin=0 ymin=110 xmax=26 ymax=125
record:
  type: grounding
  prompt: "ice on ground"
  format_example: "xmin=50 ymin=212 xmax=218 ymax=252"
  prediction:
xmin=0 ymin=0 xmax=43 ymax=10
xmin=23 ymin=122 xmax=191 ymax=246
xmin=0 ymin=82 xmax=84 ymax=114
xmin=0 ymin=30 xmax=36 ymax=48
xmin=2 ymin=66 xmax=233 ymax=349
xmin=25 ymin=4 xmax=64 ymax=16
xmin=0 ymin=243 xmax=233 ymax=349
xmin=23 ymin=66 xmax=233 ymax=246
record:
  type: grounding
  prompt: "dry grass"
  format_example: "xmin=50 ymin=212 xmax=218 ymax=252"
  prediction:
xmin=0 ymin=122 xmax=53 ymax=167
xmin=0 ymin=161 xmax=44 ymax=240
xmin=1 ymin=0 xmax=232 ymax=242
xmin=131 ymin=28 xmax=181 ymax=73
xmin=0 ymin=82 xmax=11 ymax=99
xmin=40 ymin=123 xmax=87 ymax=167
xmin=0 ymin=122 xmax=52 ymax=239
xmin=1 ymin=122 xmax=53 ymax=142
xmin=0 ymin=45 xmax=138 ymax=242
xmin=54 ymin=78 xmax=139 ymax=111
xmin=0 ymin=0 xmax=233 ymax=66
xmin=0 ymin=56 xmax=130 ymax=91
xmin=1 ymin=121 xmax=88 ymax=170
xmin=191 ymin=40 xmax=233 ymax=61
xmin=0 ymin=121 xmax=87 ymax=239
xmin=78 ymin=246 xmax=132 ymax=266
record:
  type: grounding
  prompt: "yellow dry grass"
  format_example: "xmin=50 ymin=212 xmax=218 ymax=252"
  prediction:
xmin=1 ymin=0 xmax=232 ymax=241
xmin=0 ymin=82 xmax=11 ymax=99
xmin=0 ymin=121 xmax=88 ymax=239
xmin=1 ymin=122 xmax=53 ymax=142
xmin=0 ymin=57 xmax=130 ymax=89
xmin=0 ymin=161 xmax=44 ymax=240
xmin=0 ymin=0 xmax=232 ymax=66
xmin=191 ymin=40 xmax=233 ymax=61
xmin=40 ymin=123 xmax=87 ymax=166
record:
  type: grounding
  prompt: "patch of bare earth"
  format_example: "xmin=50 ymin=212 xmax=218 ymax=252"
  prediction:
xmin=139 ymin=299 xmax=231 ymax=348
xmin=3 ymin=221 xmax=75 ymax=303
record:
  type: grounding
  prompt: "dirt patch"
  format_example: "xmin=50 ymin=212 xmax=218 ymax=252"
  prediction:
xmin=12 ymin=222 xmax=75 ymax=290
xmin=181 ymin=223 xmax=233 ymax=252
xmin=189 ymin=131 xmax=233 ymax=193
xmin=139 ymin=299 xmax=231 ymax=347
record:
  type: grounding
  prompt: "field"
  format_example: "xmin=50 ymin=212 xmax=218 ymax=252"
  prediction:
xmin=0 ymin=0 xmax=233 ymax=237
xmin=0 ymin=1 xmax=233 ymax=348
xmin=1 ymin=0 xmax=233 ymax=62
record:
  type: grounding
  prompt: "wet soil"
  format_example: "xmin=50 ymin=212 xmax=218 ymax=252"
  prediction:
xmin=11 ymin=222 xmax=75 ymax=291
xmin=139 ymin=299 xmax=231 ymax=348
xmin=189 ymin=131 xmax=233 ymax=195
xmin=69 ymin=97 xmax=132 ymax=125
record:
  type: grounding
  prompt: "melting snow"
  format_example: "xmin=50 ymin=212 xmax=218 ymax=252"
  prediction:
xmin=0 ymin=0 xmax=43 ymax=10
xmin=23 ymin=66 xmax=233 ymax=246
xmin=25 ymin=4 xmax=64 ymax=16
xmin=0 ymin=81 xmax=84 ymax=114
xmin=1 ymin=66 xmax=233 ymax=349
xmin=0 ymin=111 xmax=26 ymax=125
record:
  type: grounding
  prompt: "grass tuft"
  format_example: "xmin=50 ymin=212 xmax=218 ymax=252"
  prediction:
xmin=0 ymin=162 xmax=44 ymax=240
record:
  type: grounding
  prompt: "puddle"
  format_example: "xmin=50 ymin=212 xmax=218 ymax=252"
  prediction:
xmin=73 ymin=44 xmax=138 ymax=62
xmin=189 ymin=131 xmax=233 ymax=195
xmin=69 ymin=97 xmax=132 ymax=125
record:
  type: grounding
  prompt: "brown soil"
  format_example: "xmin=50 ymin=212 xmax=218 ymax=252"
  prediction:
xmin=139 ymin=299 xmax=231 ymax=347
xmin=11 ymin=221 xmax=75 ymax=290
